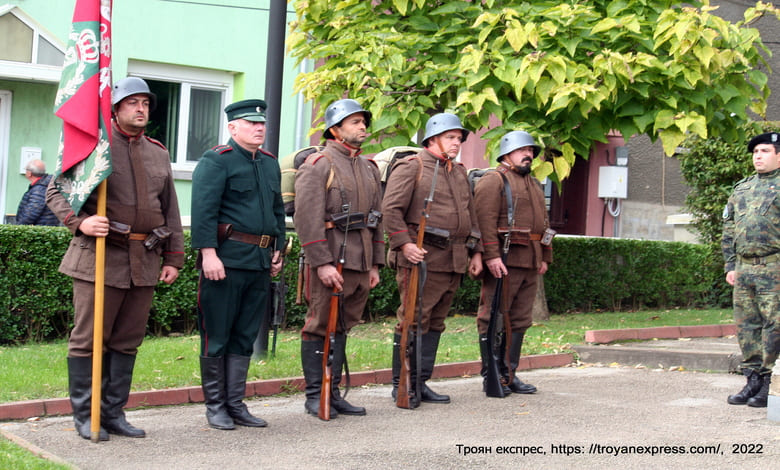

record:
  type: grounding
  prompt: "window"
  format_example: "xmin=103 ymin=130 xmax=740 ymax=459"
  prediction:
xmin=128 ymin=61 xmax=233 ymax=173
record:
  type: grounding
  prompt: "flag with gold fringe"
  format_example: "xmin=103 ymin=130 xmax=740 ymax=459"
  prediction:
xmin=53 ymin=0 xmax=112 ymax=215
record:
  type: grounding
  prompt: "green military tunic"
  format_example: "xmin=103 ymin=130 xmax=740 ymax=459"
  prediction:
xmin=192 ymin=138 xmax=285 ymax=356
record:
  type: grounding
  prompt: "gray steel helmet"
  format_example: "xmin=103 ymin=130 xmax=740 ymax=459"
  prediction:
xmin=323 ymin=99 xmax=371 ymax=139
xmin=112 ymin=77 xmax=157 ymax=111
xmin=422 ymin=113 xmax=469 ymax=146
xmin=498 ymin=130 xmax=541 ymax=160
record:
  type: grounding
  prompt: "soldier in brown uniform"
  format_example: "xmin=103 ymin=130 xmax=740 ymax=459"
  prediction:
xmin=474 ymin=130 xmax=552 ymax=396
xmin=46 ymin=77 xmax=185 ymax=440
xmin=294 ymin=99 xmax=385 ymax=418
xmin=383 ymin=112 xmax=483 ymax=405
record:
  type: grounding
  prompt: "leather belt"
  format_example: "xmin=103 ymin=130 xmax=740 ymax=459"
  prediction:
xmin=497 ymin=229 xmax=543 ymax=241
xmin=228 ymin=230 xmax=275 ymax=248
xmin=738 ymin=253 xmax=780 ymax=265
xmin=128 ymin=233 xmax=148 ymax=241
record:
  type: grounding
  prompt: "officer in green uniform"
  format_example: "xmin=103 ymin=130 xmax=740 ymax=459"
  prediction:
xmin=722 ymin=131 xmax=780 ymax=408
xmin=191 ymin=99 xmax=285 ymax=429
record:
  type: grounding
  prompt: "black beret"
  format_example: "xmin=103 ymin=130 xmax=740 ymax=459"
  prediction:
xmin=224 ymin=99 xmax=267 ymax=122
xmin=747 ymin=132 xmax=780 ymax=152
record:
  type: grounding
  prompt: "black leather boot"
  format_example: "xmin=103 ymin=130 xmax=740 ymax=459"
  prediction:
xmin=301 ymin=338 xmax=337 ymax=418
xmin=391 ymin=333 xmax=401 ymax=400
xmin=331 ymin=334 xmax=366 ymax=416
xmin=479 ymin=334 xmax=510 ymax=397
xmin=419 ymin=331 xmax=450 ymax=404
xmin=727 ymin=369 xmax=763 ymax=405
xmin=747 ymin=374 xmax=771 ymax=408
xmin=67 ymin=356 xmax=109 ymax=441
xmin=508 ymin=331 xmax=537 ymax=394
xmin=101 ymin=352 xmax=146 ymax=437
xmin=199 ymin=356 xmax=235 ymax=430
xmin=225 ymin=354 xmax=267 ymax=427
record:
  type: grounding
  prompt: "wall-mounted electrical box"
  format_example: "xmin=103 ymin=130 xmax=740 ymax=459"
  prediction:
xmin=20 ymin=147 xmax=42 ymax=174
xmin=615 ymin=146 xmax=628 ymax=166
xmin=598 ymin=166 xmax=628 ymax=199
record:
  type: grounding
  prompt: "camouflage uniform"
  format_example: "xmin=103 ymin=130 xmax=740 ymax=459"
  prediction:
xmin=722 ymin=167 xmax=780 ymax=376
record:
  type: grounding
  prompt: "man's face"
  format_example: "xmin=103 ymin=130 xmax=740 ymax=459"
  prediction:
xmin=752 ymin=143 xmax=780 ymax=174
xmin=114 ymin=94 xmax=150 ymax=135
xmin=506 ymin=146 xmax=536 ymax=170
xmin=431 ymin=130 xmax=463 ymax=159
xmin=229 ymin=118 xmax=266 ymax=151
xmin=335 ymin=112 xmax=368 ymax=148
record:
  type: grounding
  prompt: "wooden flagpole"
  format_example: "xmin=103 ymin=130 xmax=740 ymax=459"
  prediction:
xmin=89 ymin=179 xmax=107 ymax=442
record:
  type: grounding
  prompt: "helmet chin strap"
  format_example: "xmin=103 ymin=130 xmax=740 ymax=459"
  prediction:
xmin=329 ymin=126 xmax=360 ymax=155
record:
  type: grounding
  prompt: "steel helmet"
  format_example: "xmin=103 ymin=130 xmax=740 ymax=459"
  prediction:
xmin=323 ymin=99 xmax=371 ymax=139
xmin=498 ymin=130 xmax=541 ymax=160
xmin=422 ymin=113 xmax=469 ymax=146
xmin=112 ymin=77 xmax=157 ymax=111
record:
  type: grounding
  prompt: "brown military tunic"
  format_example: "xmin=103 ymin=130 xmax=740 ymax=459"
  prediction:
xmin=294 ymin=140 xmax=385 ymax=336
xmin=46 ymin=122 xmax=185 ymax=356
xmin=473 ymin=163 xmax=552 ymax=334
xmin=382 ymin=148 xmax=483 ymax=333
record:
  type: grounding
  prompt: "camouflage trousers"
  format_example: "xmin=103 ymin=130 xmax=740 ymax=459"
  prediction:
xmin=733 ymin=262 xmax=780 ymax=375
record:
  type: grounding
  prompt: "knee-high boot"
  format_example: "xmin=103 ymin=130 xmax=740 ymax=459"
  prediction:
xmin=508 ymin=331 xmax=537 ymax=394
xmin=199 ymin=356 xmax=235 ymax=430
xmin=101 ymin=352 xmax=146 ymax=437
xmin=67 ymin=356 xmax=109 ymax=441
xmin=479 ymin=334 xmax=511 ymax=396
xmin=419 ymin=331 xmax=450 ymax=403
xmin=225 ymin=354 xmax=267 ymax=427
xmin=331 ymin=334 xmax=366 ymax=415
xmin=301 ymin=338 xmax=337 ymax=418
xmin=391 ymin=333 xmax=401 ymax=400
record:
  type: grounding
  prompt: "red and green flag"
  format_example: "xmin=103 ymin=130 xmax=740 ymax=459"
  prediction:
xmin=53 ymin=0 xmax=112 ymax=214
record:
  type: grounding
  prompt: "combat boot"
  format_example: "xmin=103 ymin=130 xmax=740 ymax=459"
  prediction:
xmin=301 ymin=338 xmax=337 ymax=418
xmin=727 ymin=369 xmax=762 ymax=405
xmin=330 ymin=334 xmax=366 ymax=416
xmin=225 ymin=354 xmax=267 ymax=427
xmin=199 ymin=356 xmax=235 ymax=430
xmin=67 ymin=356 xmax=109 ymax=441
xmin=747 ymin=374 xmax=771 ymax=408
xmin=419 ymin=331 xmax=450 ymax=404
xmin=391 ymin=333 xmax=401 ymax=400
xmin=101 ymin=352 xmax=146 ymax=437
xmin=508 ymin=331 xmax=537 ymax=394
xmin=479 ymin=334 xmax=510 ymax=397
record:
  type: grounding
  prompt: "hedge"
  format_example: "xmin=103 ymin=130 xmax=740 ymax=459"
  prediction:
xmin=0 ymin=225 xmax=720 ymax=344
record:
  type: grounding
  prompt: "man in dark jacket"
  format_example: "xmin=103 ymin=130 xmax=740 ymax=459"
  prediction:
xmin=191 ymin=99 xmax=285 ymax=430
xmin=16 ymin=159 xmax=59 ymax=226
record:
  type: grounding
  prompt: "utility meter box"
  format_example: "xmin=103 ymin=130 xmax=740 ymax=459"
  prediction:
xmin=598 ymin=166 xmax=628 ymax=199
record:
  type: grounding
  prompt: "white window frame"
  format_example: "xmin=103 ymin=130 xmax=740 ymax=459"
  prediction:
xmin=127 ymin=60 xmax=234 ymax=174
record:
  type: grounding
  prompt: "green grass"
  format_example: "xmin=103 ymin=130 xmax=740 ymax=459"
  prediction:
xmin=0 ymin=308 xmax=732 ymax=403
xmin=0 ymin=436 xmax=73 ymax=469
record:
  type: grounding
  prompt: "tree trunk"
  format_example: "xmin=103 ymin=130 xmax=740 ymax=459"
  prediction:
xmin=532 ymin=275 xmax=550 ymax=322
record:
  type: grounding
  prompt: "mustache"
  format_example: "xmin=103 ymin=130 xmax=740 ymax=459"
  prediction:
xmin=521 ymin=157 xmax=533 ymax=164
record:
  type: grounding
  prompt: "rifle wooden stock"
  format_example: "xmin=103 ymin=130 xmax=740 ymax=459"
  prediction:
xmin=484 ymin=275 xmax=507 ymax=398
xmin=295 ymin=254 xmax=304 ymax=305
xmin=396 ymin=218 xmax=427 ymax=409
xmin=319 ymin=263 xmax=343 ymax=420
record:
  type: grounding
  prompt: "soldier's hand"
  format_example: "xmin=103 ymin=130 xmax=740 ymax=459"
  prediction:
xmin=486 ymin=258 xmax=507 ymax=278
xmin=725 ymin=270 xmax=736 ymax=286
xmin=270 ymin=250 xmax=283 ymax=277
xmin=201 ymin=248 xmax=226 ymax=281
xmin=317 ymin=264 xmax=343 ymax=291
xmin=369 ymin=265 xmax=380 ymax=289
xmin=538 ymin=261 xmax=548 ymax=275
xmin=159 ymin=265 xmax=179 ymax=284
xmin=78 ymin=215 xmax=109 ymax=237
xmin=401 ymin=242 xmax=427 ymax=264
xmin=469 ymin=253 xmax=483 ymax=278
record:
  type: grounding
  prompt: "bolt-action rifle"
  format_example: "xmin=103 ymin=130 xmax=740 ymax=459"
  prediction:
xmin=397 ymin=160 xmax=440 ymax=409
xmin=485 ymin=171 xmax=515 ymax=397
xmin=269 ymin=237 xmax=293 ymax=357
xmin=319 ymin=203 xmax=351 ymax=421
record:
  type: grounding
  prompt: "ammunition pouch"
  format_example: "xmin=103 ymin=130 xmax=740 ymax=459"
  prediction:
xmin=143 ymin=226 xmax=173 ymax=251
xmin=541 ymin=228 xmax=556 ymax=246
xmin=330 ymin=211 xmax=367 ymax=231
xmin=365 ymin=209 xmax=383 ymax=229
xmin=423 ymin=226 xmax=451 ymax=249
xmin=106 ymin=221 xmax=132 ymax=248
xmin=465 ymin=229 xmax=481 ymax=250
xmin=498 ymin=227 xmax=531 ymax=246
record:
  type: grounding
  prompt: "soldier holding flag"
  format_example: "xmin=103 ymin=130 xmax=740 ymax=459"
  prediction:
xmin=47 ymin=76 xmax=185 ymax=440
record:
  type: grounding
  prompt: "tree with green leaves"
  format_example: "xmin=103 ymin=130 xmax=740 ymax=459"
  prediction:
xmin=289 ymin=0 xmax=778 ymax=185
